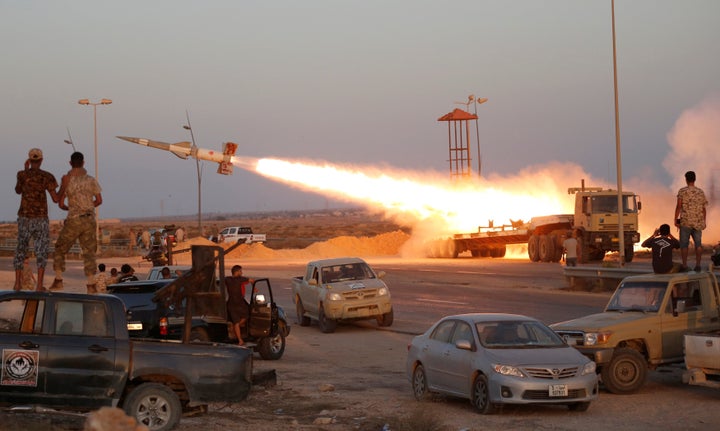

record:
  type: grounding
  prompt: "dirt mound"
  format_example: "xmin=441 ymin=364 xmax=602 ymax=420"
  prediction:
xmin=225 ymin=230 xmax=409 ymax=260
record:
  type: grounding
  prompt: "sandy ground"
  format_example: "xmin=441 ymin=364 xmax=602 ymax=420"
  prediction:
xmin=1 ymin=229 xmax=720 ymax=430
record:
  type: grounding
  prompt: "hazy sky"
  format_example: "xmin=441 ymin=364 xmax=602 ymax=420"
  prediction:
xmin=2 ymin=1 xmax=719 ymax=226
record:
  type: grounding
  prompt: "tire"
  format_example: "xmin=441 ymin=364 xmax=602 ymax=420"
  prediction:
xmin=258 ymin=331 xmax=286 ymax=360
xmin=189 ymin=327 xmax=209 ymax=342
xmin=491 ymin=245 xmax=506 ymax=258
xmin=471 ymin=374 xmax=496 ymax=414
xmin=295 ymin=297 xmax=310 ymax=327
xmin=377 ymin=307 xmax=394 ymax=327
xmin=567 ymin=401 xmax=591 ymax=412
xmin=539 ymin=235 xmax=555 ymax=262
xmin=600 ymin=347 xmax=647 ymax=394
xmin=123 ymin=383 xmax=181 ymax=431
xmin=411 ymin=364 xmax=431 ymax=401
xmin=528 ymin=235 xmax=540 ymax=262
xmin=318 ymin=305 xmax=337 ymax=333
xmin=470 ymin=249 xmax=481 ymax=258
xmin=624 ymin=246 xmax=634 ymax=263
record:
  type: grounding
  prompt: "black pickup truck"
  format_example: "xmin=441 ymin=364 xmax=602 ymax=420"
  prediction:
xmin=0 ymin=290 xmax=253 ymax=431
xmin=108 ymin=277 xmax=290 ymax=360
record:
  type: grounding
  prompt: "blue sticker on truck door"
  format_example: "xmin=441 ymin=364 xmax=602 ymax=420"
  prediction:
xmin=2 ymin=349 xmax=39 ymax=386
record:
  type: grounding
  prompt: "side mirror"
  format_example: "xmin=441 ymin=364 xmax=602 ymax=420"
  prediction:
xmin=308 ymin=278 xmax=318 ymax=286
xmin=675 ymin=299 xmax=686 ymax=315
xmin=255 ymin=294 xmax=267 ymax=305
xmin=376 ymin=271 xmax=386 ymax=279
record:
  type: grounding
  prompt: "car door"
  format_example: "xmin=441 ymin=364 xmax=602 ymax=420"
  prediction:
xmin=43 ymin=298 xmax=119 ymax=408
xmin=422 ymin=319 xmax=457 ymax=392
xmin=300 ymin=266 xmax=321 ymax=315
xmin=442 ymin=321 xmax=477 ymax=396
xmin=247 ymin=278 xmax=278 ymax=338
xmin=0 ymin=296 xmax=48 ymax=403
xmin=661 ymin=280 xmax=705 ymax=360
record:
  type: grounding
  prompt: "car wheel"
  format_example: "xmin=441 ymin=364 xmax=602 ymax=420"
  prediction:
xmin=318 ymin=305 xmax=337 ymax=333
xmin=123 ymin=382 xmax=181 ymax=431
xmin=411 ymin=364 xmax=431 ymax=401
xmin=600 ymin=347 xmax=647 ymax=394
xmin=189 ymin=327 xmax=210 ymax=342
xmin=258 ymin=332 xmax=286 ymax=360
xmin=376 ymin=307 xmax=394 ymax=327
xmin=471 ymin=374 xmax=496 ymax=414
xmin=527 ymin=235 xmax=540 ymax=262
xmin=295 ymin=297 xmax=311 ymax=327
xmin=567 ymin=401 xmax=591 ymax=412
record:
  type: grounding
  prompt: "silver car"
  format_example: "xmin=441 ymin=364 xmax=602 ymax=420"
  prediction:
xmin=406 ymin=313 xmax=598 ymax=413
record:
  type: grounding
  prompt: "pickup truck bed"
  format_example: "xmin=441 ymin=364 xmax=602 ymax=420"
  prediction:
xmin=683 ymin=330 xmax=720 ymax=389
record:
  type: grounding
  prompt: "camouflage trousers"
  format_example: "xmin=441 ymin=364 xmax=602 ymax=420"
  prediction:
xmin=14 ymin=216 xmax=50 ymax=270
xmin=54 ymin=215 xmax=97 ymax=278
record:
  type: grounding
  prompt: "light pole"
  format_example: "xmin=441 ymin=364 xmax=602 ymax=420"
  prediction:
xmin=78 ymin=98 xmax=112 ymax=252
xmin=183 ymin=112 xmax=203 ymax=236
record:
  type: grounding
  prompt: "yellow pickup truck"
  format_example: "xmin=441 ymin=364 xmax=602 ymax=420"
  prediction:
xmin=552 ymin=271 xmax=720 ymax=394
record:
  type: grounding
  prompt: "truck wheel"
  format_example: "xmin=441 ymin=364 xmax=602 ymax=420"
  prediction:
xmin=189 ymin=327 xmax=209 ymax=342
xmin=491 ymin=245 xmax=506 ymax=258
xmin=258 ymin=331 xmax=286 ymax=360
xmin=539 ymin=235 xmax=555 ymax=262
xmin=528 ymin=235 xmax=540 ymax=262
xmin=624 ymin=246 xmax=634 ymax=263
xmin=295 ymin=297 xmax=311 ymax=327
xmin=600 ymin=348 xmax=647 ymax=394
xmin=123 ymin=382 xmax=181 ymax=431
xmin=377 ymin=307 xmax=394 ymax=327
xmin=318 ymin=306 xmax=337 ymax=333
xmin=471 ymin=374 xmax=497 ymax=414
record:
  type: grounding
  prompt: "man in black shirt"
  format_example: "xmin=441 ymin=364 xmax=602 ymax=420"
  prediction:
xmin=641 ymin=224 xmax=680 ymax=274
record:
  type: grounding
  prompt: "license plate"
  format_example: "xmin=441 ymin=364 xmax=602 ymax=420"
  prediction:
xmin=549 ymin=384 xmax=568 ymax=397
xmin=127 ymin=322 xmax=143 ymax=330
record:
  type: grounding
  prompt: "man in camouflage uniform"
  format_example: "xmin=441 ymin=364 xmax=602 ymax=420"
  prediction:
xmin=50 ymin=152 xmax=103 ymax=293
xmin=674 ymin=170 xmax=708 ymax=271
xmin=14 ymin=148 xmax=59 ymax=291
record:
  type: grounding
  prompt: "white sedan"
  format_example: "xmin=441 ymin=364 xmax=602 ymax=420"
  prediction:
xmin=406 ymin=313 xmax=598 ymax=413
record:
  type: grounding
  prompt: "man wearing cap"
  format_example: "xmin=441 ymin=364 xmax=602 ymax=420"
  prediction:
xmin=14 ymin=148 xmax=59 ymax=291
xmin=50 ymin=151 xmax=103 ymax=293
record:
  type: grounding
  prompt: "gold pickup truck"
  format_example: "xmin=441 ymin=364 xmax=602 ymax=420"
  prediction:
xmin=552 ymin=271 xmax=720 ymax=394
xmin=292 ymin=257 xmax=393 ymax=333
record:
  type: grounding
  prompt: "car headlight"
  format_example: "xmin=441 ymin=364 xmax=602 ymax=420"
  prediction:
xmin=581 ymin=361 xmax=597 ymax=375
xmin=378 ymin=286 xmax=389 ymax=296
xmin=327 ymin=292 xmax=343 ymax=301
xmin=492 ymin=364 xmax=525 ymax=378
xmin=584 ymin=331 xmax=612 ymax=346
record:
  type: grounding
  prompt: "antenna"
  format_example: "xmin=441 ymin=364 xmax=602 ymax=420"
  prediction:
xmin=64 ymin=127 xmax=76 ymax=151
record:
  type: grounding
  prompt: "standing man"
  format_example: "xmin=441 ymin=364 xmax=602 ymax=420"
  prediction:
xmin=641 ymin=224 xmax=680 ymax=274
xmin=562 ymin=230 xmax=579 ymax=267
xmin=225 ymin=265 xmax=251 ymax=345
xmin=50 ymin=152 xmax=103 ymax=293
xmin=674 ymin=171 xmax=708 ymax=271
xmin=14 ymin=148 xmax=59 ymax=291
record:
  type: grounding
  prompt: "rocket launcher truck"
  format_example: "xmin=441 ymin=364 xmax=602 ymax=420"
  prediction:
xmin=426 ymin=183 xmax=641 ymax=263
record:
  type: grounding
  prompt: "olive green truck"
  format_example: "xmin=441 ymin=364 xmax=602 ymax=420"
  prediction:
xmin=551 ymin=271 xmax=720 ymax=394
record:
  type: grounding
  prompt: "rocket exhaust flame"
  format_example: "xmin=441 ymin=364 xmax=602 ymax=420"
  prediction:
xmin=243 ymin=157 xmax=582 ymax=235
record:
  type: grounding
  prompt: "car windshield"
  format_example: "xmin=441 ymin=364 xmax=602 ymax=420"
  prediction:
xmin=477 ymin=320 xmax=566 ymax=348
xmin=606 ymin=281 xmax=666 ymax=312
xmin=322 ymin=263 xmax=375 ymax=283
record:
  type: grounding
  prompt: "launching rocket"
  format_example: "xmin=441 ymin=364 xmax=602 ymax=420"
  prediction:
xmin=117 ymin=136 xmax=238 ymax=175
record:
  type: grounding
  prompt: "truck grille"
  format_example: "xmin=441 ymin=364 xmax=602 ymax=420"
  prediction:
xmin=522 ymin=388 xmax=587 ymax=400
xmin=524 ymin=367 xmax=579 ymax=379
xmin=342 ymin=289 xmax=378 ymax=300
xmin=555 ymin=330 xmax=585 ymax=347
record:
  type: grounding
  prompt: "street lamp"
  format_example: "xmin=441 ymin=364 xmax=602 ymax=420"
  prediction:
xmin=183 ymin=112 xmax=203 ymax=235
xmin=78 ymin=98 xmax=112 ymax=252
